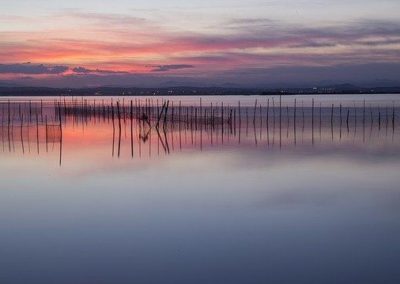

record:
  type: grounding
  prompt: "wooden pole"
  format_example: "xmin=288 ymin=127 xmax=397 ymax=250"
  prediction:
xmin=130 ymin=100 xmax=134 ymax=158
xmin=36 ymin=114 xmax=39 ymax=154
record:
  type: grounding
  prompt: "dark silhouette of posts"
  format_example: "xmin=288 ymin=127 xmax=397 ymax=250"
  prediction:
xmin=331 ymin=104 xmax=334 ymax=140
xmin=392 ymin=103 xmax=395 ymax=133
xmin=45 ymin=115 xmax=48 ymax=152
xmin=20 ymin=114 xmax=24 ymax=154
xmin=312 ymin=99 xmax=314 ymax=144
xmin=116 ymin=101 xmax=122 ymax=157
xmin=58 ymin=102 xmax=63 ymax=166
xmin=253 ymin=99 xmax=257 ymax=127
xmin=130 ymin=100 xmax=134 ymax=158
xmin=36 ymin=114 xmax=39 ymax=154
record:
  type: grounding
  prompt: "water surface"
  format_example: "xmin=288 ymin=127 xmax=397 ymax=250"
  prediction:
xmin=1 ymin=95 xmax=400 ymax=284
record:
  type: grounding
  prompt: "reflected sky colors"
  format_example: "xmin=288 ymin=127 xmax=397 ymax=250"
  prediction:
xmin=1 ymin=95 xmax=400 ymax=283
xmin=1 ymin=0 xmax=400 ymax=87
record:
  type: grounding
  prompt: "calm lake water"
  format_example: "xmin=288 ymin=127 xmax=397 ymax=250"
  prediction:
xmin=1 ymin=94 xmax=400 ymax=284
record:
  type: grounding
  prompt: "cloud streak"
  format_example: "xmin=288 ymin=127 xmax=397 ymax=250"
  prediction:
xmin=150 ymin=64 xmax=194 ymax=72
xmin=1 ymin=9 xmax=400 ymax=86
xmin=72 ymin=66 xmax=129 ymax=74
xmin=2 ymin=17 xmax=399 ymax=61
xmin=0 ymin=63 xmax=68 ymax=74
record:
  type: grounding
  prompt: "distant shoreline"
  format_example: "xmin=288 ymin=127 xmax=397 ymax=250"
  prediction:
xmin=1 ymin=94 xmax=400 ymax=97
xmin=1 ymin=86 xmax=400 ymax=97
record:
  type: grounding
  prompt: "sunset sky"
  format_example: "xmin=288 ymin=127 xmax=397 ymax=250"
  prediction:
xmin=1 ymin=0 xmax=400 ymax=87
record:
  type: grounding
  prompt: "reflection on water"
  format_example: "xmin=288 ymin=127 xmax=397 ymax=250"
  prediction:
xmin=0 ymin=95 xmax=400 ymax=284
xmin=1 ymin=96 xmax=399 ymax=164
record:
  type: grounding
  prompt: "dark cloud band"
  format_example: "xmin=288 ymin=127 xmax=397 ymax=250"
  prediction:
xmin=72 ymin=67 xmax=129 ymax=74
xmin=150 ymin=64 xmax=195 ymax=72
xmin=0 ymin=63 xmax=68 ymax=74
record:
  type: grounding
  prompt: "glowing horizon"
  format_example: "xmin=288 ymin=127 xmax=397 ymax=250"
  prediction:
xmin=1 ymin=0 xmax=400 ymax=87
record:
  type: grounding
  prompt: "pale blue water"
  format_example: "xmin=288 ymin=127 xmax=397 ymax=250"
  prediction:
xmin=0 ymin=95 xmax=400 ymax=284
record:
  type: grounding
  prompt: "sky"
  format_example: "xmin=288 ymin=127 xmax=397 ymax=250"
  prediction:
xmin=0 ymin=0 xmax=400 ymax=88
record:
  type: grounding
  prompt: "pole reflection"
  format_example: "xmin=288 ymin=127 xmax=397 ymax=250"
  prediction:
xmin=0 ymin=98 xmax=399 ymax=165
